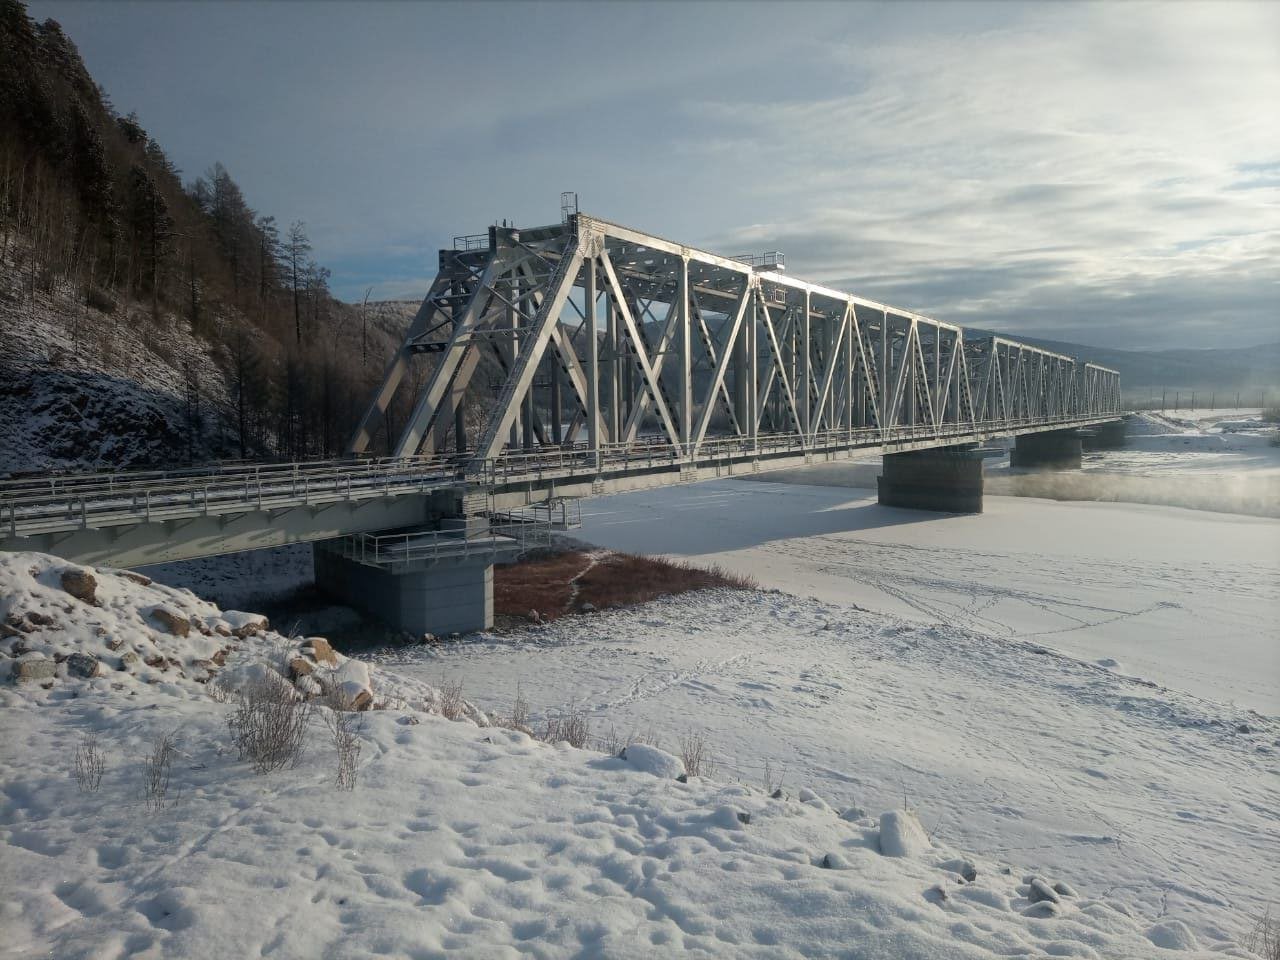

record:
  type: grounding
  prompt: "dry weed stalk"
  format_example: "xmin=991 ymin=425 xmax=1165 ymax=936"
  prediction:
xmin=73 ymin=732 xmax=106 ymax=793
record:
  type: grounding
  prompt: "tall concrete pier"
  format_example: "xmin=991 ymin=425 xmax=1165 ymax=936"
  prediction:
xmin=1011 ymin=429 xmax=1083 ymax=470
xmin=877 ymin=446 xmax=985 ymax=513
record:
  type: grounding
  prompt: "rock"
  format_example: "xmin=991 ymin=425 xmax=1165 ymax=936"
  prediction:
xmin=736 ymin=811 xmax=751 ymax=825
xmin=213 ymin=622 xmax=232 ymax=637
xmin=66 ymin=653 xmax=102 ymax=679
xmin=580 ymin=603 xmax=596 ymax=613
xmin=331 ymin=658 xmax=372 ymax=710
xmin=839 ymin=806 xmax=868 ymax=822
xmin=877 ymin=810 xmax=931 ymax=858
xmin=1027 ymin=877 xmax=1060 ymax=904
xmin=26 ymin=611 xmax=53 ymax=627
xmin=15 ymin=657 xmax=56 ymax=681
xmin=621 ymin=744 xmax=686 ymax=779
xmin=223 ymin=611 xmax=269 ymax=638
xmin=400 ymin=715 xmax=421 ymax=725
xmin=60 ymin=568 xmax=97 ymax=604
xmin=799 ymin=787 xmax=828 ymax=809
xmin=119 ymin=651 xmax=140 ymax=670
xmin=295 ymin=674 xmax=322 ymax=698
xmin=288 ymin=656 xmax=314 ymax=678
xmin=821 ymin=852 xmax=851 ymax=870
xmin=0 ymin=620 xmax=21 ymax=639
xmin=1052 ymin=880 xmax=1077 ymax=898
xmin=211 ymin=648 xmax=230 ymax=667
xmin=1145 ymin=920 xmax=1200 ymax=951
xmin=419 ymin=633 xmax=437 ymax=645
xmin=771 ymin=788 xmax=785 ymax=800
xmin=143 ymin=654 xmax=166 ymax=669
xmin=961 ymin=861 xmax=978 ymax=883
xmin=106 ymin=636 xmax=124 ymax=651
xmin=528 ymin=608 xmax=542 ymax=623
xmin=925 ymin=883 xmax=949 ymax=903
xmin=350 ymin=688 xmax=373 ymax=711
xmin=151 ymin=606 xmax=190 ymax=637
xmin=1021 ymin=901 xmax=1060 ymax=919
xmin=116 ymin=569 xmax=152 ymax=586
xmin=304 ymin=638 xmax=337 ymax=666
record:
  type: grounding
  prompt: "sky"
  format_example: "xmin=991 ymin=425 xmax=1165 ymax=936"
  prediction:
xmin=27 ymin=0 xmax=1280 ymax=351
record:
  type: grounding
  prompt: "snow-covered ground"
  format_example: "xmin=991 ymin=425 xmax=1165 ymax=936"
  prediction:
xmin=559 ymin=481 xmax=1278 ymax=712
xmin=9 ymin=555 xmax=1263 ymax=959
xmin=21 ymin=412 xmax=1275 ymax=956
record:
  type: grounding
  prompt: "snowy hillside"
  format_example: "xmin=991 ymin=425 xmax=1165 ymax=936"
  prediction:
xmin=2 ymin=551 xmax=1268 ymax=958
xmin=0 ymin=243 xmax=238 ymax=472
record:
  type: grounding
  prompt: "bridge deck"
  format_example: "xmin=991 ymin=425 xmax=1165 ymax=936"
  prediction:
xmin=1 ymin=415 xmax=1116 ymax=565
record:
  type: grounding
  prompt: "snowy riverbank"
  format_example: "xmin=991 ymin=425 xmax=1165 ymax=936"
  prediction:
xmin=2 ymin=552 xmax=1272 ymax=958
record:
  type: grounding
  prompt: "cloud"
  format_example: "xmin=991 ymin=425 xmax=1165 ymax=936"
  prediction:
xmin=34 ymin=0 xmax=1279 ymax=350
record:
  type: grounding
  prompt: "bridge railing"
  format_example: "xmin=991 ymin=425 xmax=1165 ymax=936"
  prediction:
xmin=322 ymin=528 xmax=520 ymax=569
xmin=1 ymin=411 xmax=1118 ymax=539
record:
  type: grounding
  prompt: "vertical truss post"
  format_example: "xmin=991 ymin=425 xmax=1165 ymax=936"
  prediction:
xmin=677 ymin=257 xmax=692 ymax=454
xmin=584 ymin=256 xmax=601 ymax=467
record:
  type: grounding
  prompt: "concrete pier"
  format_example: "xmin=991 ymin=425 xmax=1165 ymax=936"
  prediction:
xmin=1082 ymin=419 xmax=1127 ymax=451
xmin=877 ymin=445 xmax=985 ymax=513
xmin=313 ymin=526 xmax=520 ymax=636
xmin=1011 ymin=429 xmax=1083 ymax=470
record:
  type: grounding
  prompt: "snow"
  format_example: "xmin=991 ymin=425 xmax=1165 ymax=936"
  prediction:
xmin=564 ymin=479 xmax=1279 ymax=711
xmin=384 ymin=587 xmax=1277 ymax=949
xmin=877 ymin=810 xmax=932 ymax=858
xmin=6 ymin=555 xmax=1267 ymax=957
xmin=5 ymin=552 xmax=1274 ymax=957
xmin=621 ymin=742 xmax=685 ymax=779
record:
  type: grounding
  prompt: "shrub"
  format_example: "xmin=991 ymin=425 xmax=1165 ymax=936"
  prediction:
xmin=228 ymin=677 xmax=312 ymax=774
xmin=542 ymin=701 xmax=591 ymax=749
xmin=495 ymin=682 xmax=530 ymax=732
xmin=495 ymin=549 xmax=757 ymax=622
xmin=1246 ymin=907 xmax=1279 ymax=960
xmin=321 ymin=698 xmax=363 ymax=791
xmin=439 ymin=677 xmax=466 ymax=721
xmin=596 ymin=724 xmax=661 ymax=756
xmin=679 ymin=731 xmax=713 ymax=779
xmin=73 ymin=732 xmax=106 ymax=794
xmin=141 ymin=730 xmax=178 ymax=812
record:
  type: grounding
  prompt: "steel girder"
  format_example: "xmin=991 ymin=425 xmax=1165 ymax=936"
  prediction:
xmin=349 ymin=214 xmax=1122 ymax=467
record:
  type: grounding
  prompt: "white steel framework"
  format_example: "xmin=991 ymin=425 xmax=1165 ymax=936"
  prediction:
xmin=351 ymin=213 xmax=1121 ymax=472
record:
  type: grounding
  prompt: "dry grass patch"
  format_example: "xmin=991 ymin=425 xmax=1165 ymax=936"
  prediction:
xmin=495 ymin=549 xmax=756 ymax=624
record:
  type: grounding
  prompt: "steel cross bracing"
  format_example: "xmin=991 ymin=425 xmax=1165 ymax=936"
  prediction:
xmin=0 ymin=213 xmax=1122 ymax=561
xmin=351 ymin=213 xmax=1121 ymax=473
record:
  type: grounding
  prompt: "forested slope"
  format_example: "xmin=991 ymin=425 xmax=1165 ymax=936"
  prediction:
xmin=0 ymin=0 xmax=427 ymax=472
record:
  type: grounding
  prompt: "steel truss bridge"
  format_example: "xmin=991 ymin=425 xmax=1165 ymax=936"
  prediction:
xmin=0 ymin=212 xmax=1120 ymax=567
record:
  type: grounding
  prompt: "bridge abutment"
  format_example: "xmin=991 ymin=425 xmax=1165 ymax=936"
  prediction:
xmin=312 ymin=520 xmax=518 ymax=637
xmin=1011 ymin=429 xmax=1083 ymax=470
xmin=877 ymin=445 xmax=984 ymax=514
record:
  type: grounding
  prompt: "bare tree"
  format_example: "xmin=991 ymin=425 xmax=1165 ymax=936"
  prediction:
xmin=286 ymin=221 xmax=311 ymax=345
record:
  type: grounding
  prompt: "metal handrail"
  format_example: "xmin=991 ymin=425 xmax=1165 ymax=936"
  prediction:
xmin=0 ymin=412 xmax=1121 ymax=539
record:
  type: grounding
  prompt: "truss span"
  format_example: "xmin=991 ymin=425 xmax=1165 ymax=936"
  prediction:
xmin=0 ymin=213 xmax=1123 ymax=566
xmin=351 ymin=212 xmax=1121 ymax=472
